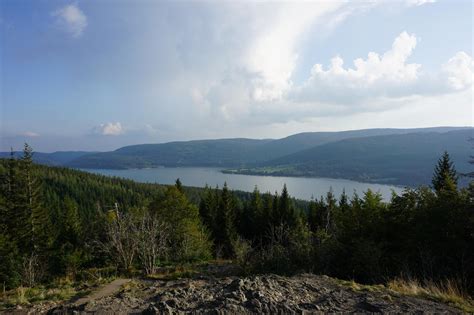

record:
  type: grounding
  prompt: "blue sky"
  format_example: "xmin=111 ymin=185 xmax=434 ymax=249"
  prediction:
xmin=1 ymin=0 xmax=472 ymax=152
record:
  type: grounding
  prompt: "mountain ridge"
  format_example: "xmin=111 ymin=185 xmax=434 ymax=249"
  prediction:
xmin=1 ymin=127 xmax=472 ymax=186
xmin=227 ymin=129 xmax=473 ymax=186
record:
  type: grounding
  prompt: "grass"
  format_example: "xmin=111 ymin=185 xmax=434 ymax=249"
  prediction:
xmin=336 ymin=279 xmax=385 ymax=293
xmin=335 ymin=276 xmax=474 ymax=312
xmin=147 ymin=265 xmax=199 ymax=280
xmin=0 ymin=284 xmax=78 ymax=309
xmin=146 ymin=260 xmax=236 ymax=281
xmin=387 ymin=278 xmax=474 ymax=312
xmin=0 ymin=271 xmax=117 ymax=310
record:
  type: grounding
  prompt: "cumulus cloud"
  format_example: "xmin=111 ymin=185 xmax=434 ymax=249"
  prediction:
xmin=39 ymin=1 xmax=469 ymax=146
xmin=169 ymin=1 xmax=472 ymax=131
xmin=442 ymin=52 xmax=474 ymax=91
xmin=52 ymin=4 xmax=87 ymax=38
xmin=292 ymin=32 xmax=472 ymax=104
xmin=93 ymin=122 xmax=124 ymax=136
xmin=185 ymin=1 xmax=352 ymax=123
xmin=243 ymin=2 xmax=344 ymax=102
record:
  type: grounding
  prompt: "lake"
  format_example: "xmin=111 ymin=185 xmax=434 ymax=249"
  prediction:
xmin=83 ymin=167 xmax=404 ymax=201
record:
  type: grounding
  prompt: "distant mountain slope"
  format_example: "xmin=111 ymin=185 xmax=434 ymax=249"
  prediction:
xmin=251 ymin=127 xmax=470 ymax=162
xmin=0 ymin=151 xmax=95 ymax=166
xmin=67 ymin=138 xmax=273 ymax=169
xmin=230 ymin=129 xmax=473 ymax=186
xmin=67 ymin=127 xmax=471 ymax=170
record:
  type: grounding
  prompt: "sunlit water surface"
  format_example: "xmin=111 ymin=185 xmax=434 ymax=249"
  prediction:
xmin=83 ymin=167 xmax=404 ymax=201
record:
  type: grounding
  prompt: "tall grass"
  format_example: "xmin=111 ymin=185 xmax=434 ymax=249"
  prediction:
xmin=387 ymin=277 xmax=474 ymax=312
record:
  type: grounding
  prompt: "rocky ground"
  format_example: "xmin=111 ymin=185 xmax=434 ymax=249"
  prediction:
xmin=9 ymin=273 xmax=462 ymax=314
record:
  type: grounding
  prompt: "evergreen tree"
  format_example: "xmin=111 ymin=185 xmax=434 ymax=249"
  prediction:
xmin=261 ymin=193 xmax=274 ymax=241
xmin=324 ymin=189 xmax=337 ymax=233
xmin=199 ymin=185 xmax=218 ymax=236
xmin=215 ymin=183 xmax=237 ymax=257
xmin=307 ymin=199 xmax=320 ymax=233
xmin=339 ymin=189 xmax=349 ymax=213
xmin=278 ymin=184 xmax=290 ymax=225
xmin=241 ymin=186 xmax=263 ymax=240
xmin=20 ymin=144 xmax=52 ymax=253
xmin=55 ymin=197 xmax=83 ymax=276
xmin=59 ymin=197 xmax=82 ymax=245
xmin=271 ymin=191 xmax=279 ymax=226
xmin=4 ymin=149 xmax=23 ymax=241
xmin=175 ymin=178 xmax=183 ymax=193
xmin=432 ymin=151 xmax=458 ymax=193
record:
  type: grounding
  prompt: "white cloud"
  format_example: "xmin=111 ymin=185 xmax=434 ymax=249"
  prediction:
xmin=21 ymin=131 xmax=40 ymax=137
xmin=183 ymin=1 xmax=357 ymax=124
xmin=52 ymin=4 xmax=87 ymax=38
xmin=93 ymin=122 xmax=124 ymax=136
xmin=405 ymin=0 xmax=436 ymax=7
xmin=300 ymin=32 xmax=419 ymax=100
xmin=442 ymin=51 xmax=474 ymax=91
xmin=243 ymin=2 xmax=344 ymax=102
xmin=292 ymin=32 xmax=473 ymax=104
xmin=38 ymin=1 xmax=468 ymax=148
xmin=159 ymin=2 xmax=471 ymax=132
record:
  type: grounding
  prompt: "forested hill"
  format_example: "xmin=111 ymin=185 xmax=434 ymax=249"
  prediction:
xmin=65 ymin=127 xmax=471 ymax=170
xmin=0 ymin=151 xmax=94 ymax=166
xmin=230 ymin=129 xmax=473 ymax=186
xmin=246 ymin=126 xmax=471 ymax=162
xmin=2 ymin=127 xmax=471 ymax=186
xmin=67 ymin=138 xmax=272 ymax=169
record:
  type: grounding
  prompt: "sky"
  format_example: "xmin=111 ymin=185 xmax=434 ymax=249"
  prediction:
xmin=1 ymin=0 xmax=473 ymax=152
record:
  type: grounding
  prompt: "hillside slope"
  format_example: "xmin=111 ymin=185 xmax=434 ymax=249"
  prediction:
xmin=229 ymin=129 xmax=472 ymax=186
xmin=67 ymin=138 xmax=273 ymax=169
xmin=0 ymin=151 xmax=94 ymax=166
xmin=67 ymin=127 xmax=471 ymax=170
xmin=251 ymin=127 xmax=470 ymax=162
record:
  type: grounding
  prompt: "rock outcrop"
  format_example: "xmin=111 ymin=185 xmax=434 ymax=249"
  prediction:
xmin=46 ymin=274 xmax=460 ymax=314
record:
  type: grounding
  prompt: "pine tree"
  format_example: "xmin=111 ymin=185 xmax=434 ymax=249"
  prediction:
xmin=175 ymin=178 xmax=183 ymax=193
xmin=432 ymin=151 xmax=458 ymax=193
xmin=261 ymin=193 xmax=274 ymax=240
xmin=241 ymin=186 xmax=262 ymax=240
xmin=18 ymin=144 xmax=52 ymax=253
xmin=215 ymin=183 xmax=237 ymax=257
xmin=60 ymin=197 xmax=82 ymax=245
xmin=324 ymin=189 xmax=337 ymax=233
xmin=271 ymin=191 xmax=279 ymax=226
xmin=199 ymin=185 xmax=218 ymax=235
xmin=307 ymin=199 xmax=319 ymax=233
xmin=339 ymin=189 xmax=349 ymax=212
xmin=55 ymin=197 xmax=83 ymax=276
xmin=278 ymin=184 xmax=297 ymax=228
xmin=4 ymin=149 xmax=22 ymax=238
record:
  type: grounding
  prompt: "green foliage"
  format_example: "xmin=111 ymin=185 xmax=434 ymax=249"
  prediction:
xmin=149 ymin=186 xmax=212 ymax=262
xmin=0 ymin=146 xmax=473 ymax=298
xmin=432 ymin=151 xmax=458 ymax=193
xmin=214 ymin=183 xmax=238 ymax=258
xmin=0 ymin=234 xmax=21 ymax=288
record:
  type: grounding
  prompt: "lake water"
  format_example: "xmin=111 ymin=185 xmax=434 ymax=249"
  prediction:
xmin=83 ymin=167 xmax=404 ymax=201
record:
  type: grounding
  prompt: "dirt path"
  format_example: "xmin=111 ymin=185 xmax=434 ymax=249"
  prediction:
xmin=72 ymin=278 xmax=131 ymax=307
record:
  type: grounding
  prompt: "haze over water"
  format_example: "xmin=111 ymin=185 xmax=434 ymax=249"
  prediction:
xmin=83 ymin=167 xmax=404 ymax=201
